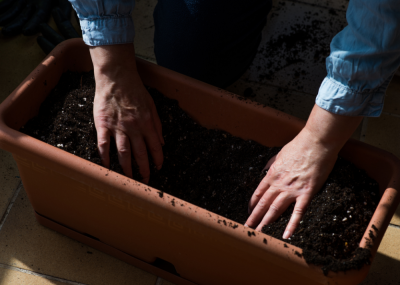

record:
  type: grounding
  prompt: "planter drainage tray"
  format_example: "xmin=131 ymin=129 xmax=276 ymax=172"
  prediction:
xmin=0 ymin=39 xmax=400 ymax=285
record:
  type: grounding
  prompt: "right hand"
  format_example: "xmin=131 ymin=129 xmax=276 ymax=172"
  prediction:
xmin=90 ymin=44 xmax=164 ymax=183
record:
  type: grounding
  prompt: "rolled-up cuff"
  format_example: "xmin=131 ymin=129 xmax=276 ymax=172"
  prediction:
xmin=80 ymin=16 xmax=135 ymax=46
xmin=315 ymin=76 xmax=392 ymax=117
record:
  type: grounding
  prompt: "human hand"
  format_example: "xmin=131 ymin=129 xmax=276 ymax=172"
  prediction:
xmin=245 ymin=105 xmax=363 ymax=239
xmin=90 ymin=44 xmax=164 ymax=183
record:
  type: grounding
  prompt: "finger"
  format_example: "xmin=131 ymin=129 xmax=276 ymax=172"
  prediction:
xmin=245 ymin=188 xmax=280 ymax=228
xmin=144 ymin=123 xmax=164 ymax=170
xmin=115 ymin=131 xmax=133 ymax=178
xmin=282 ymin=196 xmax=310 ymax=239
xmin=262 ymin=155 xmax=277 ymax=172
xmin=151 ymin=102 xmax=164 ymax=145
xmin=248 ymin=155 xmax=277 ymax=212
xmin=96 ymin=127 xmax=111 ymax=168
xmin=131 ymin=135 xmax=151 ymax=184
xmin=248 ymin=175 xmax=272 ymax=214
xmin=255 ymin=193 xmax=296 ymax=232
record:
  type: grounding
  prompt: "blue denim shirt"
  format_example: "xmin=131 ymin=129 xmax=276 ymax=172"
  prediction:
xmin=69 ymin=0 xmax=135 ymax=46
xmin=69 ymin=0 xmax=400 ymax=117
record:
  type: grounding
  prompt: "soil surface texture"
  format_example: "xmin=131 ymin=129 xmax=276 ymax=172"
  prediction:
xmin=22 ymin=71 xmax=380 ymax=274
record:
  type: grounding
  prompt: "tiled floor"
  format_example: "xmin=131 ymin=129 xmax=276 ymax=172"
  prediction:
xmin=0 ymin=0 xmax=400 ymax=284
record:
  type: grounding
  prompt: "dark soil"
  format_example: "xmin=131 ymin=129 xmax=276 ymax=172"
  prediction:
xmin=21 ymin=71 xmax=380 ymax=275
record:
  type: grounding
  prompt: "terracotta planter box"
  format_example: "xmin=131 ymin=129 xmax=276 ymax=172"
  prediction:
xmin=1 ymin=39 xmax=400 ymax=285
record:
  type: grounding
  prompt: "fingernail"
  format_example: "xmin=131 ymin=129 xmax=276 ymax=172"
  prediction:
xmin=283 ymin=231 xmax=291 ymax=239
xmin=244 ymin=224 xmax=249 ymax=228
xmin=156 ymin=164 xmax=162 ymax=170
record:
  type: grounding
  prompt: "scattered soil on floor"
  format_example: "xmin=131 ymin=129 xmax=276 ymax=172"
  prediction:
xmin=22 ymin=71 xmax=380 ymax=275
xmin=244 ymin=0 xmax=348 ymax=106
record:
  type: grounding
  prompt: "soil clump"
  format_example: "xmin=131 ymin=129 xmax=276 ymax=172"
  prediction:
xmin=22 ymin=71 xmax=380 ymax=274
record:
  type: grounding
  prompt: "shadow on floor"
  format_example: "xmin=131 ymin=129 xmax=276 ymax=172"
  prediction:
xmin=361 ymin=251 xmax=400 ymax=284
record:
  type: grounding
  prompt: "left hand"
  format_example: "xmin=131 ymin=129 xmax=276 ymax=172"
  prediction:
xmin=245 ymin=104 xmax=363 ymax=239
xmin=245 ymin=127 xmax=337 ymax=239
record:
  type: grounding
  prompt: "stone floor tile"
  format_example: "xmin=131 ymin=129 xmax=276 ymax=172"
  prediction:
xmin=0 ymin=189 xmax=157 ymax=285
xmin=0 ymin=13 xmax=79 ymax=105
xmin=383 ymin=75 xmax=400 ymax=116
xmin=245 ymin=1 xmax=347 ymax=96
xmin=0 ymin=150 xmax=20 ymax=219
xmin=133 ymin=0 xmax=157 ymax=61
xmin=363 ymin=114 xmax=400 ymax=160
xmin=0 ymin=35 xmax=45 ymax=103
xmin=0 ymin=13 xmax=81 ymax=105
xmin=0 ymin=23 xmax=53 ymax=220
xmin=288 ymin=0 xmax=349 ymax=11
xmin=159 ymin=279 xmax=175 ymax=285
xmin=391 ymin=215 xmax=400 ymax=228
xmin=360 ymin=225 xmax=400 ymax=284
xmin=0 ymin=13 xmax=79 ymax=221
xmin=0 ymin=266 xmax=69 ymax=285
xmin=361 ymin=114 xmax=400 ymax=226
xmin=226 ymin=80 xmax=315 ymax=121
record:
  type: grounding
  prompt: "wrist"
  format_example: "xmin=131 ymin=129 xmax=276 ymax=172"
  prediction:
xmin=90 ymin=44 xmax=142 ymax=83
xmin=89 ymin=44 xmax=145 ymax=100
xmin=298 ymin=126 xmax=341 ymax=155
xmin=301 ymin=105 xmax=363 ymax=153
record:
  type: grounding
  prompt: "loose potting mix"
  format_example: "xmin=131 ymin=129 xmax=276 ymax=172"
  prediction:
xmin=22 ymin=71 xmax=380 ymax=275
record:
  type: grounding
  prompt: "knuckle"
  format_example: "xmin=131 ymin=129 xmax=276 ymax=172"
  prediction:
xmin=127 ymin=119 xmax=139 ymax=129
xmin=141 ymin=112 xmax=152 ymax=124
xmin=149 ymin=144 xmax=162 ymax=154
xmin=268 ymin=203 xmax=280 ymax=214
xmin=286 ymin=220 xmax=298 ymax=230
xmin=97 ymin=140 xmax=109 ymax=148
xmin=253 ymin=189 xmax=264 ymax=199
xmin=118 ymin=148 xmax=131 ymax=156
xmin=257 ymin=198 xmax=269 ymax=209
xmin=94 ymin=114 xmax=109 ymax=123
xmin=119 ymin=116 xmax=137 ymax=128
xmin=293 ymin=207 xmax=305 ymax=216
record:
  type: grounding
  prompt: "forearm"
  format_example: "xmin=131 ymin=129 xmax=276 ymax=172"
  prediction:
xmin=302 ymin=104 xmax=363 ymax=154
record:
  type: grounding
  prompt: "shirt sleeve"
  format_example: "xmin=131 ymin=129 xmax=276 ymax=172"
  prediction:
xmin=316 ymin=0 xmax=400 ymax=117
xmin=68 ymin=0 xmax=135 ymax=46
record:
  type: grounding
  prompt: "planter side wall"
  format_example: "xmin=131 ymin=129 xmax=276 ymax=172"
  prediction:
xmin=14 ymin=154 xmax=321 ymax=285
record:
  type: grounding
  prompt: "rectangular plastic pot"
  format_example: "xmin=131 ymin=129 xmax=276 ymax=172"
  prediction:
xmin=0 ymin=39 xmax=399 ymax=285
